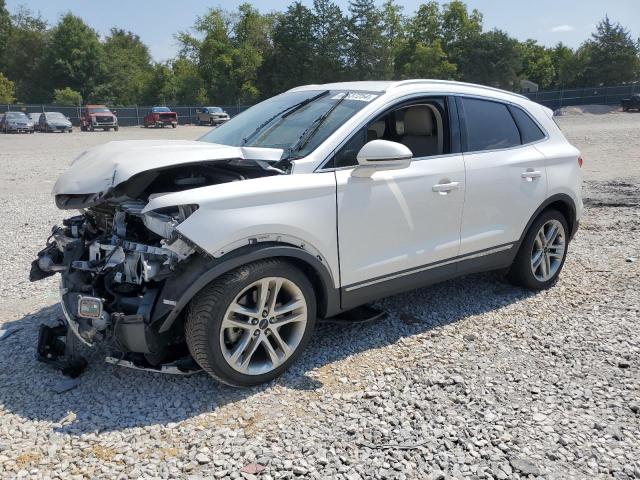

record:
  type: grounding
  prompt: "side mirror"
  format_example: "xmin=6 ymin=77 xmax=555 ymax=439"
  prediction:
xmin=351 ymin=140 xmax=413 ymax=178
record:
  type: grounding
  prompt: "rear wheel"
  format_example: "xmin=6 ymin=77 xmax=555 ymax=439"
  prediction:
xmin=507 ymin=209 xmax=568 ymax=290
xmin=185 ymin=260 xmax=316 ymax=387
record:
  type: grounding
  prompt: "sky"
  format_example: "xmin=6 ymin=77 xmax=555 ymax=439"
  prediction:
xmin=5 ymin=0 xmax=640 ymax=62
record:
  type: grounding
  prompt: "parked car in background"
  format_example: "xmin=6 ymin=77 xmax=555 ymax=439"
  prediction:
xmin=27 ymin=113 xmax=41 ymax=131
xmin=196 ymin=106 xmax=230 ymax=126
xmin=144 ymin=106 xmax=178 ymax=128
xmin=80 ymin=105 xmax=118 ymax=132
xmin=621 ymin=93 xmax=640 ymax=112
xmin=31 ymin=80 xmax=583 ymax=387
xmin=40 ymin=112 xmax=73 ymax=133
xmin=1 ymin=111 xmax=34 ymax=133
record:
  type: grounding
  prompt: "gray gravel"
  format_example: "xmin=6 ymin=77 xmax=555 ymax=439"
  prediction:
xmin=0 ymin=118 xmax=639 ymax=479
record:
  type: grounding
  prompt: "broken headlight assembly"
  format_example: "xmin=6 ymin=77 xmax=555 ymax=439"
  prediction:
xmin=142 ymin=204 xmax=199 ymax=239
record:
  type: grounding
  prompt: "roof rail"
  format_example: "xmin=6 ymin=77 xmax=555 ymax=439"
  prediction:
xmin=389 ymin=79 xmax=528 ymax=100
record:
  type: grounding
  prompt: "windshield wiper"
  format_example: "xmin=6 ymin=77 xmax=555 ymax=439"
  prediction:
xmin=281 ymin=92 xmax=350 ymax=164
xmin=241 ymin=90 xmax=330 ymax=147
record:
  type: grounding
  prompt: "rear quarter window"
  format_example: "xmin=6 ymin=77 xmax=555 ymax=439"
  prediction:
xmin=460 ymin=97 xmax=520 ymax=152
xmin=508 ymin=106 xmax=546 ymax=144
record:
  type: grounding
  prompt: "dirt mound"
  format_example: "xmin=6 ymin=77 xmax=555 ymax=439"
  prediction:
xmin=554 ymin=104 xmax=622 ymax=116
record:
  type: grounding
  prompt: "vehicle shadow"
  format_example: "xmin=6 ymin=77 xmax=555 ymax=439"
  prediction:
xmin=0 ymin=271 xmax=537 ymax=435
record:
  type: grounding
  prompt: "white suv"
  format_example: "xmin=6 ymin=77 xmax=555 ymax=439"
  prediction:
xmin=31 ymin=80 xmax=582 ymax=386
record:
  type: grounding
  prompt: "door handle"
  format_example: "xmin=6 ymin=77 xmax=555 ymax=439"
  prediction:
xmin=521 ymin=169 xmax=542 ymax=181
xmin=432 ymin=181 xmax=460 ymax=194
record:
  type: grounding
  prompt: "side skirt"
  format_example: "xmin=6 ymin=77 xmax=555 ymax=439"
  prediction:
xmin=340 ymin=244 xmax=516 ymax=311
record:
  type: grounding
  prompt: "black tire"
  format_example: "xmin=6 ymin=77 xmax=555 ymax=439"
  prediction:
xmin=172 ymin=124 xmax=176 ymax=128
xmin=114 ymin=126 xmax=119 ymax=132
xmin=507 ymin=209 xmax=569 ymax=290
xmin=185 ymin=259 xmax=317 ymax=387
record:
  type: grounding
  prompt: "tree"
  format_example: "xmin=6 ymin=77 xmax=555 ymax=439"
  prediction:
xmin=400 ymin=40 xmax=456 ymax=79
xmin=550 ymin=43 xmax=580 ymax=88
xmin=440 ymin=0 xmax=482 ymax=54
xmin=346 ymin=0 xmax=385 ymax=80
xmin=2 ymin=7 xmax=49 ymax=102
xmin=310 ymin=0 xmax=347 ymax=83
xmin=518 ymin=40 xmax=555 ymax=89
xmin=0 ymin=71 xmax=15 ymax=103
xmin=266 ymin=3 xmax=315 ymax=94
xmin=94 ymin=28 xmax=153 ymax=105
xmin=44 ymin=13 xmax=106 ymax=101
xmin=578 ymin=16 xmax=640 ymax=85
xmin=53 ymin=87 xmax=82 ymax=105
xmin=0 ymin=0 xmax=10 ymax=71
xmin=457 ymin=29 xmax=522 ymax=89
xmin=379 ymin=0 xmax=405 ymax=79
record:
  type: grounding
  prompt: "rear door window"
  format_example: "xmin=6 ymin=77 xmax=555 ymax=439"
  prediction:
xmin=460 ymin=97 xmax=520 ymax=152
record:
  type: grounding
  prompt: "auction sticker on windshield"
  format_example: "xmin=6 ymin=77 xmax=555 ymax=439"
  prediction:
xmin=332 ymin=92 xmax=379 ymax=102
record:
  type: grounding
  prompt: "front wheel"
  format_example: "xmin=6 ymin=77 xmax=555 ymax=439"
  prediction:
xmin=507 ymin=209 xmax=569 ymax=290
xmin=185 ymin=260 xmax=316 ymax=387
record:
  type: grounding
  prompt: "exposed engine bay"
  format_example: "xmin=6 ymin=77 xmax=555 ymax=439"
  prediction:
xmin=31 ymin=160 xmax=276 ymax=372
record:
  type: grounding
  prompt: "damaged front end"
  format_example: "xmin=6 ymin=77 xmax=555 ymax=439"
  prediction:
xmin=30 ymin=141 xmax=282 ymax=374
xmin=31 ymin=201 xmax=196 ymax=349
xmin=30 ymin=197 xmax=204 ymax=377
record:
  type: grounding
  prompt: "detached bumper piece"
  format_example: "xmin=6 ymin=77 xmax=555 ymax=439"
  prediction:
xmin=105 ymin=354 xmax=202 ymax=375
xmin=37 ymin=321 xmax=88 ymax=378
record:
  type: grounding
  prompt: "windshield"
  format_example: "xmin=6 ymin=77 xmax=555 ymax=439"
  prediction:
xmin=46 ymin=112 xmax=66 ymax=119
xmin=6 ymin=112 xmax=27 ymax=119
xmin=208 ymin=107 xmax=223 ymax=113
xmin=88 ymin=107 xmax=111 ymax=114
xmin=199 ymin=90 xmax=377 ymax=158
xmin=152 ymin=107 xmax=171 ymax=113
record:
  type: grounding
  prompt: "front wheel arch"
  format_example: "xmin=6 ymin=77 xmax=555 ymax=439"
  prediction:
xmin=152 ymin=243 xmax=339 ymax=334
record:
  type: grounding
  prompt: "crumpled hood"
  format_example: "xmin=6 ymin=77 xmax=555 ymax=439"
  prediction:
xmin=53 ymin=140 xmax=283 ymax=196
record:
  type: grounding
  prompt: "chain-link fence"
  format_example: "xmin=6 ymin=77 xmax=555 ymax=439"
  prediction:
xmin=523 ymin=83 xmax=640 ymax=110
xmin=0 ymin=104 xmax=251 ymax=127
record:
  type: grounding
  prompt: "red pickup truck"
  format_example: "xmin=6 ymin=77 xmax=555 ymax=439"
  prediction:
xmin=80 ymin=105 xmax=119 ymax=132
xmin=143 ymin=106 xmax=178 ymax=128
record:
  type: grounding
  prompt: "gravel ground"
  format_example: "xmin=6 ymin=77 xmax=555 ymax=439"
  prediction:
xmin=0 ymin=117 xmax=638 ymax=480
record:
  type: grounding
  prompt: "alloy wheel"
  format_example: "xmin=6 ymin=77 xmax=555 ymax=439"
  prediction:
xmin=219 ymin=277 xmax=308 ymax=376
xmin=530 ymin=219 xmax=566 ymax=282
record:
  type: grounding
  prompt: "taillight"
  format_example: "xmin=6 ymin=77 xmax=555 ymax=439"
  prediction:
xmin=578 ymin=156 xmax=583 ymax=168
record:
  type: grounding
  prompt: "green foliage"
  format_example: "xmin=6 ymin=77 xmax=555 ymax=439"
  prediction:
xmin=347 ymin=0 xmax=385 ymax=80
xmin=518 ymin=40 xmax=555 ymax=89
xmin=52 ymin=86 xmax=82 ymax=105
xmin=45 ymin=13 xmax=106 ymax=101
xmin=457 ymin=29 xmax=522 ymax=89
xmin=3 ymin=7 xmax=48 ymax=102
xmin=578 ymin=16 xmax=640 ymax=85
xmin=93 ymin=29 xmax=154 ymax=105
xmin=1 ymin=2 xmax=639 ymax=106
xmin=0 ymin=0 xmax=10 ymax=71
xmin=310 ymin=0 xmax=347 ymax=83
xmin=266 ymin=3 xmax=316 ymax=93
xmin=0 ymin=71 xmax=15 ymax=103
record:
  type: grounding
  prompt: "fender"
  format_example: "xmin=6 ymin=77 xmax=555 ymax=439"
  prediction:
xmin=516 ymin=193 xmax=578 ymax=249
xmin=152 ymin=242 xmax=340 ymax=333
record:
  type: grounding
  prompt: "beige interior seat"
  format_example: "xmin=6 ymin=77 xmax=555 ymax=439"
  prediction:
xmin=400 ymin=106 xmax=440 ymax=157
xmin=367 ymin=120 xmax=386 ymax=142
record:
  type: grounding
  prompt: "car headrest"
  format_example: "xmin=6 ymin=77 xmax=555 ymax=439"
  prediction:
xmin=368 ymin=120 xmax=386 ymax=139
xmin=403 ymin=106 xmax=434 ymax=137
